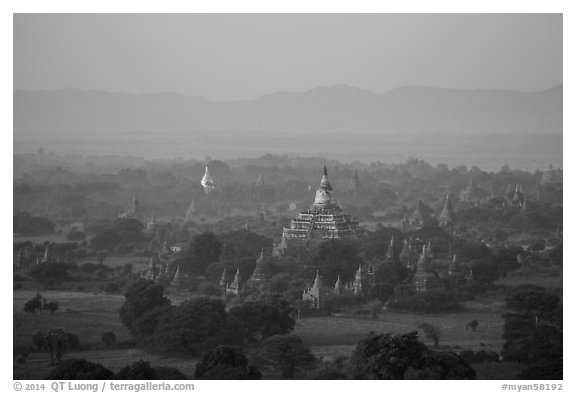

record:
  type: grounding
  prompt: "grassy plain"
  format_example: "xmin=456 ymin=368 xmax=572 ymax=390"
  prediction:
xmin=13 ymin=288 xmax=518 ymax=379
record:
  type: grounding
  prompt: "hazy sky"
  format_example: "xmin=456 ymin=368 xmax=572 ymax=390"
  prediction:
xmin=14 ymin=13 xmax=562 ymax=100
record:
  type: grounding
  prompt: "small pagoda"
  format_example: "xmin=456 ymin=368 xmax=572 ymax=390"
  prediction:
xmin=412 ymin=245 xmax=443 ymax=292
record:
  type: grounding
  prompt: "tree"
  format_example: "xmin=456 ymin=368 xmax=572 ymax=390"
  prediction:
xmin=417 ymin=322 xmax=441 ymax=347
xmin=14 ymin=212 xmax=55 ymax=235
xmin=143 ymin=297 xmax=230 ymax=355
xmin=502 ymin=313 xmax=562 ymax=364
xmin=517 ymin=359 xmax=563 ymax=380
xmin=470 ymin=259 xmax=500 ymax=283
xmin=466 ymin=320 xmax=479 ymax=332
xmin=67 ymin=230 xmax=86 ymax=241
xmin=45 ymin=359 xmax=114 ymax=380
xmin=23 ymin=297 xmax=42 ymax=314
xmin=116 ymin=360 xmax=158 ymax=380
xmin=185 ymin=232 xmax=223 ymax=275
xmin=228 ymin=296 xmax=295 ymax=343
xmin=349 ymin=331 xmax=475 ymax=380
xmin=218 ymin=229 xmax=273 ymax=260
xmin=256 ymin=335 xmax=316 ymax=378
xmin=42 ymin=329 xmax=69 ymax=365
xmin=194 ymin=346 xmax=261 ymax=380
xmin=310 ymin=240 xmax=363 ymax=284
xmin=28 ymin=263 xmax=70 ymax=289
xmin=91 ymin=219 xmax=146 ymax=250
xmin=102 ymin=331 xmax=117 ymax=348
xmin=45 ymin=301 xmax=59 ymax=314
xmin=404 ymin=351 xmax=477 ymax=380
xmin=119 ymin=279 xmax=171 ymax=338
xmin=506 ymin=286 xmax=561 ymax=322
xmin=154 ymin=367 xmax=187 ymax=380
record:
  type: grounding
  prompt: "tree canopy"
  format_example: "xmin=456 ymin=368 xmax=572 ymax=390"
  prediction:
xmin=349 ymin=331 xmax=475 ymax=380
xmin=256 ymin=334 xmax=316 ymax=379
xmin=119 ymin=279 xmax=171 ymax=338
xmin=194 ymin=346 xmax=261 ymax=380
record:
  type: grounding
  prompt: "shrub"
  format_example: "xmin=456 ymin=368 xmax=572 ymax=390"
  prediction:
xmin=23 ymin=297 xmax=42 ymax=314
xmin=46 ymin=301 xmax=59 ymax=314
xmin=102 ymin=331 xmax=117 ymax=348
xmin=45 ymin=359 xmax=114 ymax=380
xmin=194 ymin=346 xmax=261 ymax=380
xmin=104 ymin=282 xmax=120 ymax=293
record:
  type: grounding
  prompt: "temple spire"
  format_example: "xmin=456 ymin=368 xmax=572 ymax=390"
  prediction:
xmin=385 ymin=234 xmax=396 ymax=263
xmin=320 ymin=165 xmax=333 ymax=191
xmin=448 ymin=253 xmax=459 ymax=275
xmin=41 ymin=247 xmax=49 ymax=263
xmin=333 ymin=275 xmax=342 ymax=295
xmin=438 ymin=193 xmax=454 ymax=227
xmin=201 ymin=165 xmax=216 ymax=192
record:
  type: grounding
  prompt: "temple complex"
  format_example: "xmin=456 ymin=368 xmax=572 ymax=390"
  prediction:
xmin=118 ymin=196 xmax=142 ymax=219
xmin=460 ymin=177 xmax=486 ymax=203
xmin=399 ymin=238 xmax=419 ymax=269
xmin=402 ymin=199 xmax=434 ymax=229
xmin=282 ymin=166 xmax=359 ymax=248
xmin=506 ymin=184 xmax=525 ymax=207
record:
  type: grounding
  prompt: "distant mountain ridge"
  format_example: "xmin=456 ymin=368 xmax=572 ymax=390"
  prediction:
xmin=14 ymin=84 xmax=562 ymax=137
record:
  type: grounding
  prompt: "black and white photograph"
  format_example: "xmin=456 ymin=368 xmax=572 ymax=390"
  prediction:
xmin=11 ymin=11 xmax=564 ymax=383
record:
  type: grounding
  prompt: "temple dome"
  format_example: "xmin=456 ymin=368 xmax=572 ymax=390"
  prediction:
xmin=313 ymin=188 xmax=333 ymax=207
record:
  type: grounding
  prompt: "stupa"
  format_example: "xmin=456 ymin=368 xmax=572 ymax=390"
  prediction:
xmin=200 ymin=165 xmax=216 ymax=193
xmin=282 ymin=166 xmax=359 ymax=247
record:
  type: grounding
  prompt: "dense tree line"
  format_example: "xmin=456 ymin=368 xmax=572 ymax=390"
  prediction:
xmin=119 ymin=280 xmax=295 ymax=356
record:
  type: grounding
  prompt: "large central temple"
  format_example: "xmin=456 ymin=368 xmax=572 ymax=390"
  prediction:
xmin=281 ymin=166 xmax=359 ymax=248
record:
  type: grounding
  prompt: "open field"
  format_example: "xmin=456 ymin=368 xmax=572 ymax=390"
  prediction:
xmin=14 ymin=290 xmax=131 ymax=351
xmin=14 ymin=288 xmax=515 ymax=378
xmin=13 ymin=234 xmax=68 ymax=244
xmin=297 ymin=305 xmax=505 ymax=356
xmin=495 ymin=275 xmax=563 ymax=289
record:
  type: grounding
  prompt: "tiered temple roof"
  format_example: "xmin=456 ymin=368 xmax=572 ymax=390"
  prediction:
xmin=352 ymin=265 xmax=366 ymax=295
xmin=399 ymin=238 xmax=419 ymax=269
xmin=412 ymin=245 xmax=443 ymax=292
xmin=226 ymin=268 xmax=241 ymax=295
xmin=333 ymin=275 xmax=343 ymax=295
xmin=438 ymin=194 xmax=455 ymax=227
xmin=282 ymin=166 xmax=359 ymax=246
xmin=303 ymin=270 xmax=325 ymax=308
xmin=408 ymin=199 xmax=433 ymax=227
xmin=245 ymin=249 xmax=271 ymax=291
xmin=172 ymin=265 xmax=184 ymax=287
